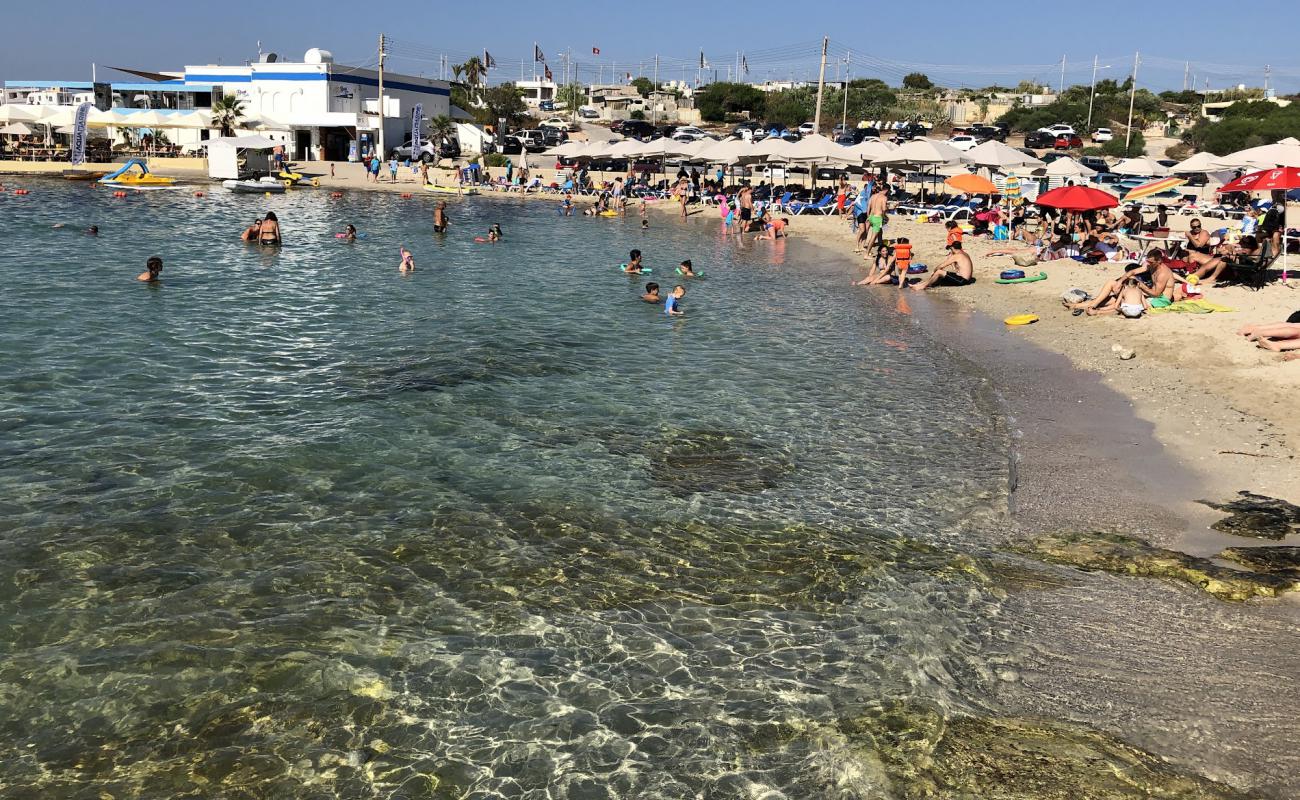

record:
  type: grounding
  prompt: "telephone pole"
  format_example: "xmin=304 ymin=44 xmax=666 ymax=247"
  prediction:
xmin=1183 ymin=61 xmax=1189 ymax=91
xmin=653 ymin=54 xmax=659 ymax=125
xmin=1086 ymin=56 xmax=1110 ymax=130
xmin=1059 ymin=54 xmax=1066 ymax=94
xmin=1124 ymin=51 xmax=1140 ymax=153
xmin=377 ymin=32 xmax=386 ymax=159
xmin=842 ymin=51 xmax=851 ymax=130
xmin=812 ymin=36 xmax=829 ymax=133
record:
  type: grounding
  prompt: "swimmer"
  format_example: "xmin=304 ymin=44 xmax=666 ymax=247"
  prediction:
xmin=641 ymin=219 xmax=649 ymax=231
xmin=86 ymin=225 xmax=98 ymax=236
xmin=561 ymin=193 xmax=574 ymax=215
xmin=240 ymin=218 xmax=262 ymax=242
xmin=488 ymin=224 xmax=503 ymax=242
xmin=258 ymin=211 xmax=281 ymax=246
xmin=624 ymin=249 xmax=645 ymax=274
xmin=137 ymin=256 xmax=162 ymax=283
xmin=678 ymin=259 xmax=697 ymax=278
xmin=641 ymin=282 xmax=661 ymax=303
xmin=343 ymin=224 xmax=357 ymax=241
xmin=399 ymin=248 xmax=416 ymax=273
xmin=433 ymin=201 xmax=449 ymax=233
xmin=664 ymin=285 xmax=686 ymax=316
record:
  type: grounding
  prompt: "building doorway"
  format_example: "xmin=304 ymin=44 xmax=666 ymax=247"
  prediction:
xmin=295 ymin=129 xmax=312 ymax=160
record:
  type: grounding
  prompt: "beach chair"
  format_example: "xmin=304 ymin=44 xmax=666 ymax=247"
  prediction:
xmin=1220 ymin=241 xmax=1273 ymax=291
xmin=790 ymin=195 xmax=833 ymax=215
xmin=773 ymin=191 xmax=793 ymax=211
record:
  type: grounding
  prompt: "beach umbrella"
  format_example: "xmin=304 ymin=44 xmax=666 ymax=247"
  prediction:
xmin=1042 ymin=156 xmax=1097 ymax=178
xmin=0 ymin=122 xmax=36 ymax=136
xmin=847 ymin=139 xmax=896 ymax=163
xmin=1216 ymin=166 xmax=1300 ymax=194
xmin=945 ymin=173 xmax=998 ymax=194
xmin=1210 ymin=141 xmax=1300 ymax=170
xmin=1169 ymin=151 xmax=1221 ymax=174
xmin=0 ymin=104 xmax=44 ymax=123
xmin=872 ymin=137 xmax=968 ymax=167
xmin=965 ymin=139 xmax=1044 ymax=170
xmin=784 ymin=133 xmax=854 ymax=163
xmin=1034 ymin=184 xmax=1119 ymax=211
xmin=1123 ymin=176 xmax=1187 ymax=202
xmin=1110 ymin=157 xmax=1170 ymax=177
xmin=749 ymin=135 xmax=795 ymax=162
xmin=55 ymin=125 xmax=109 ymax=138
xmin=542 ymin=140 xmax=584 ymax=158
xmin=602 ymin=138 xmax=644 ymax=158
xmin=695 ymin=137 xmax=751 ymax=166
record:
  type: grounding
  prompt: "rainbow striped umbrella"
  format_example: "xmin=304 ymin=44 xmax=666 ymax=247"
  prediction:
xmin=1123 ymin=176 xmax=1187 ymax=201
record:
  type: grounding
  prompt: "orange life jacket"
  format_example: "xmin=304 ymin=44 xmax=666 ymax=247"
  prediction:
xmin=893 ymin=242 xmax=913 ymax=267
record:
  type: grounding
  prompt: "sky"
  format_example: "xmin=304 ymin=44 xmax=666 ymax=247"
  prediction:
xmin=4 ymin=0 xmax=1299 ymax=95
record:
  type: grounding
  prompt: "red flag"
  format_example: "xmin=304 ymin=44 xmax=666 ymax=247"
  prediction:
xmin=544 ymin=65 xmax=553 ymax=81
xmin=592 ymin=46 xmax=601 ymax=55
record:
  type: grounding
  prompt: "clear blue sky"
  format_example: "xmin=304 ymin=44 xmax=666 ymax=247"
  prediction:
xmin=5 ymin=0 xmax=1299 ymax=94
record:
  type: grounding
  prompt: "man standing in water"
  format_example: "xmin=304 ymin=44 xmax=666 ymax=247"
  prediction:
xmin=737 ymin=184 xmax=754 ymax=236
xmin=433 ymin=202 xmax=450 ymax=234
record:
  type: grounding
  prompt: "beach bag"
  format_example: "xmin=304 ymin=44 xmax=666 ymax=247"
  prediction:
xmin=1061 ymin=288 xmax=1091 ymax=304
xmin=993 ymin=225 xmax=1009 ymax=240
xmin=1012 ymin=253 xmax=1038 ymax=268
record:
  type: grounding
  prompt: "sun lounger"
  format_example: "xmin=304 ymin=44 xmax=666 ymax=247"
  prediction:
xmin=1220 ymin=241 xmax=1273 ymax=291
xmin=790 ymin=195 xmax=834 ymax=215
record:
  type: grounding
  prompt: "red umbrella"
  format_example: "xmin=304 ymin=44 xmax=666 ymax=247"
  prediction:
xmin=1034 ymin=185 xmax=1119 ymax=211
xmin=1216 ymin=166 xmax=1300 ymax=194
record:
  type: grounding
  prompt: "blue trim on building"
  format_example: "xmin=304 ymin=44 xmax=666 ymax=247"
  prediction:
xmin=5 ymin=81 xmax=93 ymax=89
xmin=182 ymin=71 xmax=449 ymax=98
xmin=337 ymin=74 xmax=450 ymax=97
xmin=184 ymin=72 xmax=328 ymax=83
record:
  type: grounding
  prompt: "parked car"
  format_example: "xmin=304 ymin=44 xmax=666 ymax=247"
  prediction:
xmin=1157 ymin=159 xmax=1178 ymax=169
xmin=1054 ymin=133 xmax=1084 ymax=150
xmin=780 ymin=129 xmax=801 ymax=142
xmin=1023 ymin=131 xmax=1056 ymax=149
xmin=1090 ymin=172 xmax=1123 ymax=186
xmin=577 ymin=106 xmax=599 ymax=119
xmin=834 ymin=134 xmax=856 ymax=146
xmin=1091 ymin=127 xmax=1114 ymax=143
xmin=541 ymin=128 xmax=568 ymax=147
xmin=390 ymin=137 xmax=459 ymax=162
xmin=618 ymin=119 xmax=656 ymax=139
xmin=539 ymin=117 xmax=572 ymax=131
xmin=1079 ymin=156 xmax=1110 ymax=173
xmin=969 ymin=124 xmax=1006 ymax=142
xmin=609 ymin=120 xmax=625 ymax=133
xmin=947 ymin=134 xmax=979 ymax=152
xmin=893 ymin=123 xmax=928 ymax=142
xmin=539 ymin=100 xmax=556 ymax=112
xmin=656 ymin=124 xmax=679 ymax=139
xmin=797 ymin=121 xmax=817 ymax=136
xmin=1184 ymin=172 xmax=1209 ymax=187
xmin=1040 ymin=152 xmax=1069 ymax=164
xmin=672 ymin=125 xmax=710 ymax=141
xmin=1038 ymin=123 xmax=1076 ymax=136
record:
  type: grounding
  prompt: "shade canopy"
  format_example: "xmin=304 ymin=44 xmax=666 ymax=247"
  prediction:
xmin=783 ymin=134 xmax=853 ymax=163
xmin=602 ymin=138 xmax=644 ymax=158
xmin=1109 ymin=157 xmax=1170 ymax=177
xmin=1216 ymin=167 xmax=1300 ymax=194
xmin=749 ymin=136 xmax=795 ymax=162
xmin=945 ymin=173 xmax=998 ymax=194
xmin=0 ymin=121 xmax=36 ymax=135
xmin=542 ymin=140 xmax=587 ymax=157
xmin=1043 ymin=156 xmax=1097 ymax=178
xmin=1124 ymin=177 xmax=1187 ymax=201
xmin=695 ymin=137 xmax=752 ymax=165
xmin=873 ymin=137 xmax=967 ymax=166
xmin=847 ymin=138 xmax=897 ymax=163
xmin=965 ymin=139 xmax=1044 ymax=169
xmin=1168 ymin=151 xmax=1221 ymax=174
xmin=1034 ymin=184 xmax=1119 ymax=211
xmin=1210 ymin=141 xmax=1300 ymax=170
xmin=0 ymin=104 xmax=45 ymax=123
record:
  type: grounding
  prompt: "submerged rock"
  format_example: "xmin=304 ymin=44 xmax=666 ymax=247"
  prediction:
xmin=644 ymin=428 xmax=795 ymax=496
xmin=1217 ymin=546 xmax=1300 ymax=576
xmin=1013 ymin=531 xmax=1300 ymax=601
xmin=1199 ymin=491 xmax=1300 ymax=540
xmin=826 ymin=701 xmax=1253 ymax=799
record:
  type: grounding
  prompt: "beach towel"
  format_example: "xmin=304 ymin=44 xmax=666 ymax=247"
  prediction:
xmin=1147 ymin=299 xmax=1236 ymax=314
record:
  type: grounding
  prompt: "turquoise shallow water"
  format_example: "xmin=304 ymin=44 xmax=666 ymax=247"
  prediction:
xmin=0 ymin=183 xmax=1012 ymax=797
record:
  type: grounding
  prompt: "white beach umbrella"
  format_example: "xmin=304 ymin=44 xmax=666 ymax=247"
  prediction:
xmin=1042 ymin=156 xmax=1097 ymax=178
xmin=574 ymin=140 xmax=613 ymax=160
xmin=37 ymin=107 xmax=80 ymax=128
xmin=1110 ymin=157 xmax=1170 ymax=177
xmin=783 ymin=133 xmax=854 ymax=163
xmin=0 ymin=121 xmax=36 ymax=136
xmin=696 ymin=138 xmax=753 ymax=165
xmin=1168 ymin=151 xmax=1221 ymax=174
xmin=55 ymin=125 xmax=109 ymax=138
xmin=603 ymin=137 xmax=645 ymax=158
xmin=872 ymin=137 xmax=968 ymax=166
xmin=965 ymin=139 xmax=1044 ymax=170
xmin=1210 ymin=141 xmax=1300 ymax=169
xmin=750 ymin=135 xmax=795 ymax=162
xmin=543 ymin=140 xmax=585 ymax=157
xmin=673 ymin=138 xmax=715 ymax=160
xmin=847 ymin=138 xmax=897 ymax=164
xmin=0 ymin=104 xmax=44 ymax=123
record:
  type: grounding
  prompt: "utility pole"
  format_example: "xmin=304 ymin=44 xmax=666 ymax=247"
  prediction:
xmin=1183 ymin=61 xmax=1189 ymax=91
xmin=1086 ymin=56 xmax=1109 ymax=130
xmin=1059 ymin=54 xmax=1066 ymax=94
xmin=653 ymin=54 xmax=659 ymax=125
xmin=812 ymin=36 xmax=829 ymax=133
xmin=377 ymin=32 xmax=386 ymax=159
xmin=842 ymin=51 xmax=851 ymax=130
xmin=1124 ymin=51 xmax=1140 ymax=153
xmin=1265 ymin=64 xmax=1272 ymax=96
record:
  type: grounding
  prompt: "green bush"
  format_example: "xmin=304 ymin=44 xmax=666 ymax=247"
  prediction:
xmin=483 ymin=152 xmax=508 ymax=167
xmin=630 ymin=110 xmax=646 ymax=120
xmin=696 ymin=82 xmax=766 ymax=122
xmin=1100 ymin=131 xmax=1145 ymax=158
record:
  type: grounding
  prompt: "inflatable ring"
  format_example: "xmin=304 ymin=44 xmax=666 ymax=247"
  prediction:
xmin=1004 ymin=314 xmax=1039 ymax=326
xmin=999 ymin=269 xmax=1026 ymax=280
xmin=311 ymin=177 xmax=320 ymax=187
xmin=995 ymin=271 xmax=1048 ymax=285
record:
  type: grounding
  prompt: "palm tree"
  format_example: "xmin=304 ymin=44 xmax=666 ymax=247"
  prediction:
xmin=428 ymin=115 xmax=456 ymax=146
xmin=461 ymin=56 xmax=485 ymax=87
xmin=212 ymin=95 xmax=247 ymax=137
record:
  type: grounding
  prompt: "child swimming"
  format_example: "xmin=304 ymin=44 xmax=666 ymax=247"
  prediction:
xmin=343 ymin=224 xmax=357 ymax=241
xmin=665 ymin=285 xmax=686 ymax=316
xmin=677 ymin=259 xmax=697 ymax=278
xmin=641 ymin=282 xmax=661 ymax=303
xmin=399 ymin=248 xmax=416 ymax=273
xmin=137 ymin=256 xmax=162 ymax=283
xmin=488 ymin=224 xmax=503 ymax=242
xmin=623 ymin=249 xmax=645 ymax=274
xmin=641 ymin=219 xmax=649 ymax=231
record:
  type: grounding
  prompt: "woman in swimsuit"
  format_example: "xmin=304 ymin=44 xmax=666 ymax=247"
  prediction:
xmin=258 ymin=211 xmax=281 ymax=245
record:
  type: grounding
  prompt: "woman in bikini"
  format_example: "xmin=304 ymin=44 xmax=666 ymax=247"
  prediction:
xmin=258 ymin=211 xmax=281 ymax=245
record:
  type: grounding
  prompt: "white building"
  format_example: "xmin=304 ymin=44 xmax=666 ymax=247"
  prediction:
xmin=514 ymin=79 xmax=557 ymax=109
xmin=114 ymin=48 xmax=455 ymax=160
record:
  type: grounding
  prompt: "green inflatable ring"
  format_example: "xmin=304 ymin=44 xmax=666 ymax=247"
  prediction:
xmin=995 ymin=270 xmax=1048 ymax=285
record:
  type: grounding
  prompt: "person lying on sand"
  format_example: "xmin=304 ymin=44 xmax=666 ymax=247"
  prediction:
xmin=1238 ymin=315 xmax=1300 ymax=357
xmin=913 ymin=242 xmax=974 ymax=291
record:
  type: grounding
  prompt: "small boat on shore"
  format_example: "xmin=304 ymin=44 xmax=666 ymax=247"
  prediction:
xmin=423 ymin=184 xmax=479 ymax=196
xmin=63 ymin=169 xmax=108 ymax=181
xmin=223 ymin=177 xmax=287 ymax=194
xmin=98 ymin=159 xmax=176 ymax=189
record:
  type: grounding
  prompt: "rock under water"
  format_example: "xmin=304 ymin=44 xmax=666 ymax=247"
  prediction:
xmin=1012 ymin=531 xmax=1300 ymax=601
xmin=1198 ymin=491 xmax=1300 ymax=540
xmin=644 ymin=427 xmax=795 ymax=496
xmin=822 ymin=701 xmax=1254 ymax=799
